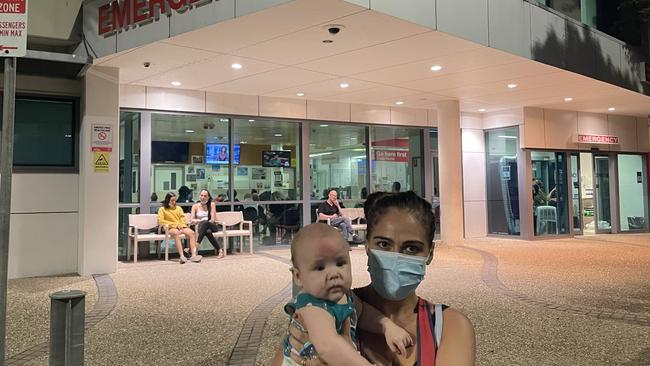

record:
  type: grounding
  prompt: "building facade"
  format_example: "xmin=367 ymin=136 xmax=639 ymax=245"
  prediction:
xmin=2 ymin=0 xmax=649 ymax=278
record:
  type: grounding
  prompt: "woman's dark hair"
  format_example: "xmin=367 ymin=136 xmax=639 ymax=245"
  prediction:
xmin=364 ymin=191 xmax=436 ymax=246
xmin=200 ymin=189 xmax=213 ymax=220
xmin=163 ymin=192 xmax=176 ymax=209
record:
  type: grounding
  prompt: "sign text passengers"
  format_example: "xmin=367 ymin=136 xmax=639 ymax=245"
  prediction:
xmin=98 ymin=0 xmax=215 ymax=36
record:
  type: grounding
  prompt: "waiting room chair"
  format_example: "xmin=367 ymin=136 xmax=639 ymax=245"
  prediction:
xmin=536 ymin=205 xmax=558 ymax=235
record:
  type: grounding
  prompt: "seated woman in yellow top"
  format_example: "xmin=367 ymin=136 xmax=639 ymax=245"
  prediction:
xmin=158 ymin=192 xmax=202 ymax=264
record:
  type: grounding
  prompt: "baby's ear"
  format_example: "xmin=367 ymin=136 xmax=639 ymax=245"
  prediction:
xmin=290 ymin=267 xmax=302 ymax=287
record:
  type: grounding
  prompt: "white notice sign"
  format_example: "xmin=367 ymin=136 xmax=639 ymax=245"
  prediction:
xmin=0 ymin=0 xmax=27 ymax=57
xmin=91 ymin=124 xmax=113 ymax=152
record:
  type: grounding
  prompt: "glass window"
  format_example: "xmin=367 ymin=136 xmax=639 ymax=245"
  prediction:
xmin=429 ymin=129 xmax=440 ymax=236
xmin=532 ymin=151 xmax=569 ymax=236
xmin=119 ymin=111 xmax=140 ymax=204
xmin=12 ymin=97 xmax=76 ymax=167
xmin=485 ymin=128 xmax=520 ymax=235
xmin=310 ymin=123 xmax=367 ymax=208
xmin=371 ymin=126 xmax=424 ymax=196
xmin=231 ymin=118 xmax=301 ymax=246
xmin=617 ymin=154 xmax=648 ymax=232
xmin=151 ymin=113 xmax=228 ymax=213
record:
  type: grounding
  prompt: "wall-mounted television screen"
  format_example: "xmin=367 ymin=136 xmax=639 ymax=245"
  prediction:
xmin=206 ymin=143 xmax=240 ymax=165
xmin=152 ymin=141 xmax=189 ymax=163
xmin=262 ymin=150 xmax=291 ymax=167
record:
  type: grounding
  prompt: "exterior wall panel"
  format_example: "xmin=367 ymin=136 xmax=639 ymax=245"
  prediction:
xmin=206 ymin=92 xmax=259 ymax=116
xmin=146 ymin=87 xmax=206 ymax=112
xmin=350 ymin=104 xmax=390 ymax=124
xmin=259 ymin=96 xmax=306 ymax=119
xmin=9 ymin=213 xmax=78 ymax=279
xmin=577 ymin=112 xmax=610 ymax=151
xmin=523 ymin=107 xmax=545 ymax=148
xmin=436 ymin=0 xmax=488 ymax=45
xmin=488 ymin=0 xmax=532 ymax=59
xmin=120 ymin=85 xmax=146 ymax=109
xmin=530 ymin=4 xmax=566 ymax=69
xmin=543 ymin=109 xmax=578 ymax=149
xmin=171 ymin=0 xmax=235 ymax=36
xmin=608 ymin=115 xmax=638 ymax=152
xmin=372 ymin=0 xmax=436 ymax=29
xmin=564 ymin=21 xmax=597 ymax=77
xmin=307 ymin=100 xmax=350 ymax=122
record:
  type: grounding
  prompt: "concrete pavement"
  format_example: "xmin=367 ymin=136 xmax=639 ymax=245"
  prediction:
xmin=4 ymin=234 xmax=649 ymax=365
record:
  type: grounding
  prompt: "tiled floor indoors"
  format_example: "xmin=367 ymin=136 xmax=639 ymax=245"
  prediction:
xmin=4 ymin=234 xmax=649 ymax=365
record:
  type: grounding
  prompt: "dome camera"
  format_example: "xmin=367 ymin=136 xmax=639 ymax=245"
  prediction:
xmin=324 ymin=24 xmax=345 ymax=36
xmin=143 ymin=62 xmax=151 ymax=68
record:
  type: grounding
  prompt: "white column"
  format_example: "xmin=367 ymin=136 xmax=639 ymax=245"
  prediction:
xmin=437 ymin=101 xmax=464 ymax=244
xmin=78 ymin=65 xmax=119 ymax=275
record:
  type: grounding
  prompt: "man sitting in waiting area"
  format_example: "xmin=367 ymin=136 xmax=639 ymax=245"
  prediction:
xmin=318 ymin=189 xmax=364 ymax=244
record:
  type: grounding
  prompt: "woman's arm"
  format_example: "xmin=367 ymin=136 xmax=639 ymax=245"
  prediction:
xmin=173 ymin=207 xmax=187 ymax=228
xmin=354 ymin=294 xmax=412 ymax=355
xmin=299 ymin=306 xmax=374 ymax=366
xmin=436 ymin=308 xmax=475 ymax=366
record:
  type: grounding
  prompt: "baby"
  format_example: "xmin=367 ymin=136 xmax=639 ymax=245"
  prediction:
xmin=283 ymin=223 xmax=412 ymax=365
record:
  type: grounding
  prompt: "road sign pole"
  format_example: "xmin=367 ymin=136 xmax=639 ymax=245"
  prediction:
xmin=0 ymin=56 xmax=17 ymax=366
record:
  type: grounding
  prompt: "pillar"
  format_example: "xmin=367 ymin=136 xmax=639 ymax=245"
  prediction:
xmin=437 ymin=100 xmax=464 ymax=244
xmin=78 ymin=65 xmax=119 ymax=275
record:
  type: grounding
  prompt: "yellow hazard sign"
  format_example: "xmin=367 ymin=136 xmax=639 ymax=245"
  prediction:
xmin=94 ymin=152 xmax=110 ymax=173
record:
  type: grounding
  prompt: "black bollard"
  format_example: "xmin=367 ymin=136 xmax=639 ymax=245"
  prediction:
xmin=49 ymin=290 xmax=86 ymax=366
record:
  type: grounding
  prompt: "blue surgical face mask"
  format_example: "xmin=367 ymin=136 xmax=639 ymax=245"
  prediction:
xmin=367 ymin=249 xmax=427 ymax=301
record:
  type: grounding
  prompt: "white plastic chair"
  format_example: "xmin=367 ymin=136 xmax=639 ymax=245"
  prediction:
xmin=536 ymin=206 xmax=558 ymax=235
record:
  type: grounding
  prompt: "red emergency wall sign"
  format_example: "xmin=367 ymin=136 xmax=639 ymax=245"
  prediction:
xmin=0 ymin=0 xmax=27 ymax=57
xmin=576 ymin=134 xmax=619 ymax=145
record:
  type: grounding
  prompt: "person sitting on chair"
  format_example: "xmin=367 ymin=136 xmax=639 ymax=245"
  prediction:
xmin=318 ymin=189 xmax=363 ymax=244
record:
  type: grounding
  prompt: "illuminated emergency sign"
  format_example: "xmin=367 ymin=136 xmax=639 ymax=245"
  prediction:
xmin=97 ymin=0 xmax=214 ymax=36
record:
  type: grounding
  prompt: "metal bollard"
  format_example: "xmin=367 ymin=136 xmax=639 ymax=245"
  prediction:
xmin=49 ymin=290 xmax=86 ymax=366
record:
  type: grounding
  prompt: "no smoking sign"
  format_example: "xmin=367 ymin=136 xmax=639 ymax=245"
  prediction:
xmin=91 ymin=124 xmax=113 ymax=152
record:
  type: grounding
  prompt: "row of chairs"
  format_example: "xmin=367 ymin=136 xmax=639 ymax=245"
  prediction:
xmin=127 ymin=211 xmax=253 ymax=263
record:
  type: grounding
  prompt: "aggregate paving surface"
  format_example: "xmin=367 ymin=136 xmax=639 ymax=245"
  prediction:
xmin=4 ymin=234 xmax=649 ymax=365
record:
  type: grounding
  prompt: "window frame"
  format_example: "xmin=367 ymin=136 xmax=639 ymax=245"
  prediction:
xmin=9 ymin=93 xmax=80 ymax=173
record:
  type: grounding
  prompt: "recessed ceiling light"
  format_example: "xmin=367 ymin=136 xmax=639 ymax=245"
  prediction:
xmin=350 ymin=137 xmax=357 ymax=140
xmin=274 ymin=133 xmax=283 ymax=137
xmin=171 ymin=81 xmax=182 ymax=86
xmin=240 ymin=141 xmax=248 ymax=144
xmin=339 ymin=83 xmax=349 ymax=88
xmin=248 ymin=119 xmax=255 ymax=122
xmin=430 ymin=65 xmax=442 ymax=71
xmin=507 ymin=84 xmax=517 ymax=89
xmin=320 ymin=124 xmax=329 ymax=127
xmin=478 ymin=108 xmax=487 ymax=112
xmin=608 ymin=107 xmax=615 ymax=111
xmin=296 ymin=92 xmax=305 ymax=97
xmin=185 ymin=129 xmax=194 ymax=133
xmin=564 ymin=97 xmax=573 ymax=102
xmin=220 ymin=118 xmax=229 ymax=122
xmin=231 ymin=63 xmax=242 ymax=69
xmin=395 ymin=101 xmax=404 ymax=105
xmin=322 ymin=39 xmax=333 ymax=43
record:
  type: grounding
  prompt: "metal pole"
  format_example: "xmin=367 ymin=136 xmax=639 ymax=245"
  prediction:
xmin=49 ymin=290 xmax=86 ymax=366
xmin=0 ymin=57 xmax=17 ymax=366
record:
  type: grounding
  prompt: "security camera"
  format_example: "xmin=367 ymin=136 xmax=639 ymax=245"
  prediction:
xmin=143 ymin=62 xmax=151 ymax=68
xmin=324 ymin=24 xmax=344 ymax=36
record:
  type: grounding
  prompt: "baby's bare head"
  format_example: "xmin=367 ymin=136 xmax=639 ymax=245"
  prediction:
xmin=290 ymin=223 xmax=348 ymax=269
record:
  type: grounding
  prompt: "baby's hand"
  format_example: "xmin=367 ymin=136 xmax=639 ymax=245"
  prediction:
xmin=385 ymin=322 xmax=413 ymax=356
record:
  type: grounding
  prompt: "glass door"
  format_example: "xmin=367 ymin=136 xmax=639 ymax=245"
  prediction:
xmin=593 ymin=155 xmax=612 ymax=233
xmin=570 ymin=154 xmax=582 ymax=235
